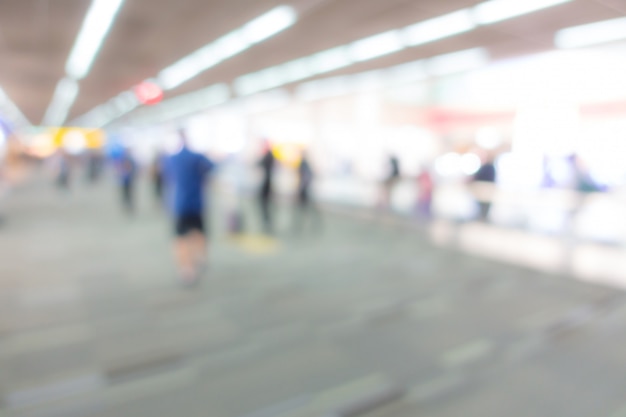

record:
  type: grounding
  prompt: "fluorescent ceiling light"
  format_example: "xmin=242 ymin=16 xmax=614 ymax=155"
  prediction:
xmin=241 ymin=5 xmax=297 ymax=44
xmin=555 ymin=17 xmax=626 ymax=49
xmin=473 ymin=0 xmax=572 ymax=25
xmin=386 ymin=60 xmax=428 ymax=85
xmin=234 ymin=66 xmax=286 ymax=96
xmin=156 ymin=5 xmax=297 ymax=91
xmin=404 ymin=10 xmax=475 ymax=46
xmin=43 ymin=78 xmax=80 ymax=126
xmin=158 ymin=60 xmax=202 ymax=90
xmin=237 ymin=57 xmax=320 ymax=96
xmin=257 ymin=67 xmax=287 ymax=90
xmin=0 ymin=87 xmax=31 ymax=127
xmin=113 ymin=91 xmax=140 ymax=113
xmin=212 ymin=32 xmax=250 ymax=61
xmin=309 ymin=46 xmax=353 ymax=74
xmin=158 ymin=44 xmax=225 ymax=90
xmin=158 ymin=33 xmax=250 ymax=91
xmin=348 ymin=30 xmax=405 ymax=62
xmin=234 ymin=74 xmax=264 ymax=96
xmin=242 ymin=89 xmax=291 ymax=115
xmin=131 ymin=84 xmax=230 ymax=125
xmin=427 ymin=48 xmax=489 ymax=76
xmin=282 ymin=58 xmax=315 ymax=83
xmin=351 ymin=70 xmax=385 ymax=91
xmin=65 ymin=0 xmax=125 ymax=79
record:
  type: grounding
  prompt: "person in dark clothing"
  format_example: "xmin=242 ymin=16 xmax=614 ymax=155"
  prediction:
xmin=151 ymin=154 xmax=165 ymax=207
xmin=86 ymin=151 xmax=103 ymax=184
xmin=117 ymin=151 xmax=137 ymax=215
xmin=55 ymin=150 xmax=71 ymax=192
xmin=472 ymin=157 xmax=497 ymax=221
xmin=380 ymin=155 xmax=400 ymax=210
xmin=258 ymin=142 xmax=275 ymax=234
xmin=293 ymin=151 xmax=321 ymax=234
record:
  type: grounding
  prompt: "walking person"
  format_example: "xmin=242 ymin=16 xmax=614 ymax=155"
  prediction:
xmin=293 ymin=151 xmax=321 ymax=234
xmin=55 ymin=150 xmax=71 ymax=193
xmin=257 ymin=141 xmax=275 ymax=235
xmin=151 ymin=153 xmax=165 ymax=207
xmin=416 ymin=166 xmax=434 ymax=221
xmin=472 ymin=154 xmax=497 ymax=221
xmin=164 ymin=130 xmax=215 ymax=286
xmin=117 ymin=150 xmax=137 ymax=215
xmin=380 ymin=155 xmax=400 ymax=211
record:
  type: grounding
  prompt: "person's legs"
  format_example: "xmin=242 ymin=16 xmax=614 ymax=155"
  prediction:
xmin=292 ymin=195 xmax=305 ymax=235
xmin=188 ymin=230 xmax=207 ymax=269
xmin=174 ymin=236 xmax=196 ymax=281
xmin=478 ymin=201 xmax=491 ymax=221
xmin=122 ymin=181 xmax=134 ymax=213
xmin=310 ymin=200 xmax=323 ymax=233
xmin=173 ymin=215 xmax=207 ymax=285
xmin=260 ymin=193 xmax=273 ymax=234
xmin=378 ymin=180 xmax=392 ymax=211
xmin=154 ymin=176 xmax=163 ymax=204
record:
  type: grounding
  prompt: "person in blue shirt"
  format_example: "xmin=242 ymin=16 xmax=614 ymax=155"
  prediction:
xmin=164 ymin=130 xmax=215 ymax=286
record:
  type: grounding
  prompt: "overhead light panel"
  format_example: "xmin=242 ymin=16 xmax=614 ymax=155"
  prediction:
xmin=386 ymin=60 xmax=428 ymax=85
xmin=241 ymin=5 xmax=297 ymax=44
xmin=256 ymin=67 xmax=287 ymax=91
xmin=0 ymin=87 xmax=31 ymax=127
xmin=234 ymin=66 xmax=287 ymax=96
xmin=404 ymin=10 xmax=475 ymax=46
xmin=157 ymin=5 xmax=297 ymax=91
xmin=427 ymin=48 xmax=489 ymax=76
xmin=282 ymin=58 xmax=315 ymax=83
xmin=296 ymin=77 xmax=350 ymax=102
xmin=43 ymin=78 xmax=80 ymax=126
xmin=65 ymin=0 xmax=125 ymax=79
xmin=131 ymin=84 xmax=230 ymax=125
xmin=351 ymin=70 xmax=385 ymax=92
xmin=348 ymin=30 xmax=405 ymax=62
xmin=158 ymin=37 xmax=245 ymax=91
xmin=555 ymin=17 xmax=626 ymax=49
xmin=212 ymin=32 xmax=250 ymax=61
xmin=309 ymin=46 xmax=353 ymax=74
xmin=473 ymin=0 xmax=572 ymax=25
xmin=234 ymin=75 xmax=261 ymax=97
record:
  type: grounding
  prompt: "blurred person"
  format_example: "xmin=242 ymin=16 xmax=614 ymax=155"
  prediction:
xmin=572 ymin=155 xmax=603 ymax=193
xmin=116 ymin=150 xmax=137 ymax=215
xmin=416 ymin=166 xmax=434 ymax=221
xmin=380 ymin=155 xmax=400 ymax=211
xmin=293 ymin=150 xmax=321 ymax=234
xmin=257 ymin=140 xmax=276 ymax=234
xmin=54 ymin=150 xmax=71 ymax=192
xmin=570 ymin=154 xmax=602 ymax=226
xmin=86 ymin=150 xmax=104 ymax=184
xmin=164 ymin=130 xmax=215 ymax=286
xmin=472 ymin=154 xmax=497 ymax=221
xmin=151 ymin=153 xmax=165 ymax=207
xmin=224 ymin=154 xmax=246 ymax=235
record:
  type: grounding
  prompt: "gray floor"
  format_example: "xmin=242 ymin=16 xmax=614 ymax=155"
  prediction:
xmin=1 ymin=175 xmax=626 ymax=417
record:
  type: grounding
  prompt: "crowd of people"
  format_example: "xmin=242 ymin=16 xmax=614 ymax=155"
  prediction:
xmin=44 ymin=130 xmax=322 ymax=286
xmin=2 ymin=127 xmax=607 ymax=287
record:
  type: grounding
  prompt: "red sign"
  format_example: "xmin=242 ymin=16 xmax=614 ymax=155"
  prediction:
xmin=134 ymin=81 xmax=163 ymax=105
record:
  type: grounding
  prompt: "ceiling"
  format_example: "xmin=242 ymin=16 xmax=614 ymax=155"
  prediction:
xmin=0 ymin=0 xmax=624 ymax=125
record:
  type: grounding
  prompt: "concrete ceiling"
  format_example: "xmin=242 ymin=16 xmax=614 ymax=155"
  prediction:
xmin=0 ymin=0 xmax=624 ymax=125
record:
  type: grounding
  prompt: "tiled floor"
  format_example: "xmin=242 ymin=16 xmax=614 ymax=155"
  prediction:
xmin=1 ymin=176 xmax=626 ymax=417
